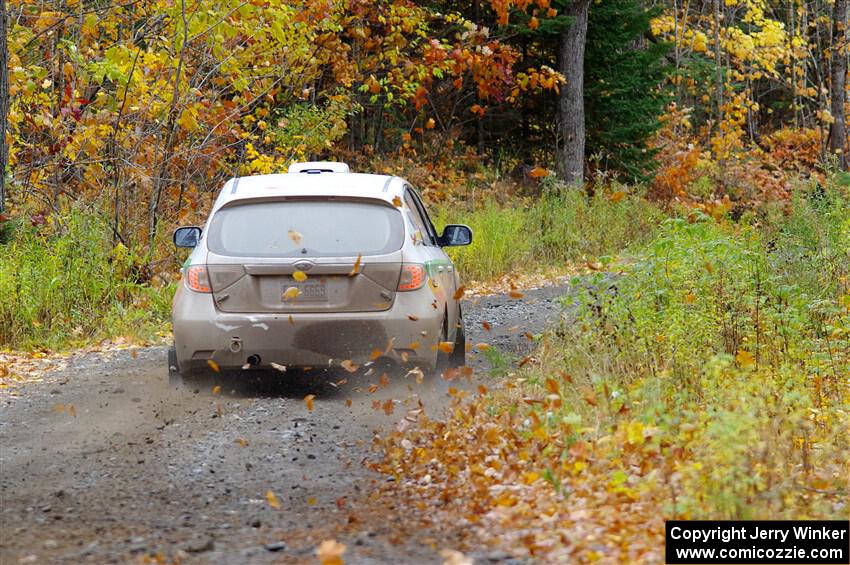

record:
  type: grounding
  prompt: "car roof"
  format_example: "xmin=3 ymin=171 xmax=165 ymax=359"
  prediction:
xmin=211 ymin=168 xmax=407 ymax=213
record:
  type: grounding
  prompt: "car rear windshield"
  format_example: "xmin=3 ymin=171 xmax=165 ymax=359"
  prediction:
xmin=207 ymin=199 xmax=404 ymax=257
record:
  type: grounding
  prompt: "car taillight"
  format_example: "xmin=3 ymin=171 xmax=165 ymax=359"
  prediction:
xmin=398 ymin=264 xmax=426 ymax=291
xmin=185 ymin=265 xmax=212 ymax=293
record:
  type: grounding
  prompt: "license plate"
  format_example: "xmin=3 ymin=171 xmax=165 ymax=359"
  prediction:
xmin=281 ymin=278 xmax=327 ymax=301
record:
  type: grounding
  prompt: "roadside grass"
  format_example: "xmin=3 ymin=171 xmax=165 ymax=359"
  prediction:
xmin=0 ymin=205 xmax=174 ymax=350
xmin=2 ymin=185 xmax=661 ymax=351
xmin=376 ymin=182 xmax=849 ymax=561
xmin=432 ymin=186 xmax=664 ymax=282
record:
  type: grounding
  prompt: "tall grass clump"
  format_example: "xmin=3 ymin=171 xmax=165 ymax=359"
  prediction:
xmin=0 ymin=206 xmax=174 ymax=349
xmin=433 ymin=185 xmax=664 ymax=281
xmin=523 ymin=184 xmax=849 ymax=519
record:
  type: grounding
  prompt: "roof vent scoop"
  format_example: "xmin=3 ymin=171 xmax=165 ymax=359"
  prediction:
xmin=288 ymin=161 xmax=350 ymax=174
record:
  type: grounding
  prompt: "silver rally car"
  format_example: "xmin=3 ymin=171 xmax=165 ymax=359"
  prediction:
xmin=168 ymin=161 xmax=472 ymax=382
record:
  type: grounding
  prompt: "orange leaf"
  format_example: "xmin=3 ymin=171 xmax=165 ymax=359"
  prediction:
xmin=316 ymin=539 xmax=346 ymax=565
xmin=508 ymin=290 xmax=524 ymax=299
xmin=482 ymin=321 xmax=491 ymax=331
xmin=453 ymin=285 xmax=466 ymax=300
xmin=207 ymin=359 xmax=220 ymax=372
xmin=292 ymin=270 xmax=308 ymax=282
xmin=529 ymin=167 xmax=549 ymax=178
xmin=348 ymin=254 xmax=362 ymax=276
xmin=282 ymin=286 xmax=301 ymax=300
xmin=736 ymin=350 xmax=755 ymax=368
xmin=607 ymin=190 xmax=626 ymax=203
xmin=407 ymin=314 xmax=419 ymax=321
xmin=370 ymin=349 xmax=383 ymax=360
xmin=341 ymin=359 xmax=359 ymax=373
xmin=212 ymin=385 xmax=221 ymax=394
xmin=437 ymin=341 xmax=454 ymax=353
xmin=392 ymin=196 xmax=403 ymax=207
xmin=304 ymin=394 xmax=315 ymax=411
xmin=266 ymin=489 xmax=281 ymax=510
xmin=382 ymin=399 xmax=394 ymax=415
xmin=545 ymin=378 xmax=560 ymax=395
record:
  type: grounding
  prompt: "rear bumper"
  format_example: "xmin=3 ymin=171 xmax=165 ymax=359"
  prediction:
xmin=171 ymin=284 xmax=442 ymax=373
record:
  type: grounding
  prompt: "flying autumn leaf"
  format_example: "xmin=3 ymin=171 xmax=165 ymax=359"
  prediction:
xmin=304 ymin=394 xmax=315 ymax=411
xmin=437 ymin=341 xmax=454 ymax=353
xmin=382 ymin=399 xmax=394 ymax=415
xmin=288 ymin=229 xmax=303 ymax=245
xmin=453 ymin=285 xmax=466 ymax=300
xmin=212 ymin=385 xmax=221 ymax=394
xmin=316 ymin=539 xmax=346 ymax=565
xmin=736 ymin=350 xmax=755 ymax=368
xmin=508 ymin=290 xmax=524 ymax=299
xmin=482 ymin=321 xmax=492 ymax=331
xmin=425 ymin=117 xmax=436 ymax=129
xmin=392 ymin=196 xmax=403 ymax=207
xmin=607 ymin=190 xmax=627 ymax=203
xmin=293 ymin=270 xmax=308 ymax=282
xmin=340 ymin=359 xmax=359 ymax=373
xmin=348 ymin=254 xmax=362 ymax=276
xmin=207 ymin=359 xmax=220 ymax=372
xmin=282 ymin=286 xmax=301 ymax=300
xmin=528 ymin=167 xmax=549 ymax=178
xmin=474 ymin=342 xmax=490 ymax=351
xmin=235 ymin=438 xmax=248 ymax=447
xmin=266 ymin=489 xmax=281 ymax=510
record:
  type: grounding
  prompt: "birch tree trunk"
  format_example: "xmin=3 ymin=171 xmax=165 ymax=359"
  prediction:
xmin=1 ymin=0 xmax=9 ymax=213
xmin=556 ymin=0 xmax=590 ymax=187
xmin=830 ymin=0 xmax=848 ymax=169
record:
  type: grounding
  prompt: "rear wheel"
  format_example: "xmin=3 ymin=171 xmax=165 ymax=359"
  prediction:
xmin=167 ymin=347 xmax=183 ymax=387
xmin=450 ymin=309 xmax=466 ymax=367
xmin=435 ymin=316 xmax=451 ymax=374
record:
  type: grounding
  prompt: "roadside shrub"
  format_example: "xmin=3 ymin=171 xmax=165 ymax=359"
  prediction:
xmin=433 ymin=187 xmax=664 ymax=281
xmin=540 ymin=188 xmax=849 ymax=518
xmin=0 ymin=206 xmax=173 ymax=349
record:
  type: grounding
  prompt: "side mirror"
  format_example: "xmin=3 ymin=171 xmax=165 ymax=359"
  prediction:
xmin=173 ymin=226 xmax=202 ymax=248
xmin=438 ymin=224 xmax=473 ymax=247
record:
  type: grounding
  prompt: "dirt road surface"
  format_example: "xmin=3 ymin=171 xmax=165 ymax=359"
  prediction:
xmin=0 ymin=284 xmax=569 ymax=564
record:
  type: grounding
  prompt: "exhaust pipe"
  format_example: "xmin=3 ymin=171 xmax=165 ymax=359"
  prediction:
xmin=246 ymin=354 xmax=261 ymax=367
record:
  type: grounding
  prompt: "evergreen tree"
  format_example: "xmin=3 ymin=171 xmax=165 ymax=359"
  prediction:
xmin=583 ymin=0 xmax=671 ymax=183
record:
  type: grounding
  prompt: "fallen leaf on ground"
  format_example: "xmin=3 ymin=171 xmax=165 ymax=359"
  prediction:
xmin=265 ymin=489 xmax=281 ymax=510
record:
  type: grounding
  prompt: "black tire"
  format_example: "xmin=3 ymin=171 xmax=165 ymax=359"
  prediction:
xmin=167 ymin=346 xmax=183 ymax=387
xmin=450 ymin=310 xmax=466 ymax=367
xmin=435 ymin=316 xmax=451 ymax=374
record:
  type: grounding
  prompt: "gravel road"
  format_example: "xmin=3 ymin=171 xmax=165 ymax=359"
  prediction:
xmin=0 ymin=284 xmax=569 ymax=564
